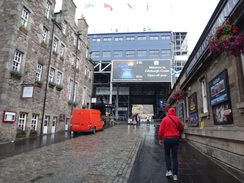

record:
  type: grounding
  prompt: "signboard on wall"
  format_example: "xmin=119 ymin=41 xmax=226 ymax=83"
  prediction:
xmin=209 ymin=69 xmax=233 ymax=125
xmin=111 ymin=60 xmax=171 ymax=82
xmin=188 ymin=92 xmax=199 ymax=127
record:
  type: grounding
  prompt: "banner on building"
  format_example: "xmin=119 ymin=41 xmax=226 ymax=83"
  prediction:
xmin=111 ymin=60 xmax=171 ymax=82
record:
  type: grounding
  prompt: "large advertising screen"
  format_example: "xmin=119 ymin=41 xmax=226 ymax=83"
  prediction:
xmin=111 ymin=60 xmax=171 ymax=82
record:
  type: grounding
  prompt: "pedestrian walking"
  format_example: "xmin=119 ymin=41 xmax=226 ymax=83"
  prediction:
xmin=158 ymin=108 xmax=184 ymax=181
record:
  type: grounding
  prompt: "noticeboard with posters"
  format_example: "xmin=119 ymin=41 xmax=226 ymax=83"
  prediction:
xmin=188 ymin=92 xmax=199 ymax=127
xmin=208 ymin=69 xmax=233 ymax=125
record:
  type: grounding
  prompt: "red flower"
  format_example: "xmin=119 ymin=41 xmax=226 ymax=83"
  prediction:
xmin=231 ymin=27 xmax=239 ymax=33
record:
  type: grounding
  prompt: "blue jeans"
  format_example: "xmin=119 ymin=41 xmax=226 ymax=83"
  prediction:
xmin=164 ymin=137 xmax=180 ymax=175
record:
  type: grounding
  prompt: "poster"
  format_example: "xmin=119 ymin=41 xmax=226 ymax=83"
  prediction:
xmin=178 ymin=103 xmax=184 ymax=124
xmin=209 ymin=69 xmax=233 ymax=125
xmin=188 ymin=92 xmax=199 ymax=127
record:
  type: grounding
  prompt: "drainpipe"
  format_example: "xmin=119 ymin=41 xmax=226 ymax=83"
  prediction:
xmin=40 ymin=16 xmax=56 ymax=134
xmin=70 ymin=32 xmax=82 ymax=116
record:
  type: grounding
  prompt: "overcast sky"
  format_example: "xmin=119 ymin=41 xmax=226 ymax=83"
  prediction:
xmin=55 ymin=0 xmax=219 ymax=53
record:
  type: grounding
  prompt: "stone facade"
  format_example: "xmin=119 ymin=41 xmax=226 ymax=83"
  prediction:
xmin=0 ymin=0 xmax=93 ymax=143
xmin=168 ymin=1 xmax=244 ymax=181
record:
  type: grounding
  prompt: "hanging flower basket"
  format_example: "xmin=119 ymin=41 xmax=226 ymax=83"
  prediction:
xmin=172 ymin=89 xmax=187 ymax=101
xmin=207 ymin=21 xmax=244 ymax=56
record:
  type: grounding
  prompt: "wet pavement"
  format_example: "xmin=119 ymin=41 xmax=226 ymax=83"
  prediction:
xmin=0 ymin=122 xmax=242 ymax=183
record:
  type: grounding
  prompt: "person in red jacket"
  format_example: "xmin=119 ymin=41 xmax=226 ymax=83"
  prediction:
xmin=158 ymin=108 xmax=184 ymax=181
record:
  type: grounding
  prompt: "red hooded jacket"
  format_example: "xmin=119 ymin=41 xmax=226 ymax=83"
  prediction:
xmin=158 ymin=108 xmax=184 ymax=140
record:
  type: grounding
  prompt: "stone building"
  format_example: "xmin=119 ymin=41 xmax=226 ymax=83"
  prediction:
xmin=0 ymin=0 xmax=93 ymax=143
xmin=168 ymin=0 xmax=244 ymax=181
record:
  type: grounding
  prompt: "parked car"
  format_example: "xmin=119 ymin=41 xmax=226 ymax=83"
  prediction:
xmin=71 ymin=109 xmax=104 ymax=134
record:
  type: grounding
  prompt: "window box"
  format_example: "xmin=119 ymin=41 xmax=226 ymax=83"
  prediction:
xmin=41 ymin=41 xmax=47 ymax=48
xmin=48 ymin=81 xmax=56 ymax=88
xmin=10 ymin=70 xmax=23 ymax=80
xmin=60 ymin=56 xmax=64 ymax=61
xmin=35 ymin=80 xmax=43 ymax=88
xmin=52 ymin=51 xmax=58 ymax=57
xmin=16 ymin=128 xmax=26 ymax=138
xmin=56 ymin=85 xmax=63 ymax=91
xmin=71 ymin=65 xmax=75 ymax=69
xmin=19 ymin=25 xmax=28 ymax=35
xmin=68 ymin=100 xmax=78 ymax=106
xmin=30 ymin=129 xmax=38 ymax=137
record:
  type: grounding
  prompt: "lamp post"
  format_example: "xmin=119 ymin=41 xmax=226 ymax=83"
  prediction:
xmin=70 ymin=31 xmax=82 ymax=116
xmin=40 ymin=16 xmax=56 ymax=134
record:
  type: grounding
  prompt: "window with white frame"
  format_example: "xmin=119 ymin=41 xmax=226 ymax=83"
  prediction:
xmin=52 ymin=117 xmax=57 ymax=126
xmin=82 ymin=87 xmax=87 ymax=105
xmin=36 ymin=64 xmax=43 ymax=81
xmin=201 ymin=79 xmax=208 ymax=113
xmin=114 ymin=50 xmax=123 ymax=57
xmin=13 ymin=50 xmax=23 ymax=71
xmin=56 ymin=72 xmax=62 ymax=85
xmin=45 ymin=1 xmax=51 ymax=18
xmin=52 ymin=37 xmax=58 ymax=52
xmin=88 ymin=69 xmax=91 ymax=79
xmin=71 ymin=54 xmax=75 ymax=65
xmin=68 ymin=80 xmax=73 ymax=100
xmin=138 ymin=50 xmax=146 ymax=57
xmin=84 ymin=66 xmax=87 ymax=76
xmin=60 ymin=43 xmax=65 ymax=57
xmin=73 ymin=33 xmax=76 ymax=46
xmin=76 ymin=58 xmax=80 ymax=69
xmin=42 ymin=27 xmax=48 ymax=43
xmin=49 ymin=68 xmax=55 ymax=82
xmin=62 ymin=21 xmax=67 ymax=35
xmin=78 ymin=39 xmax=81 ymax=50
xmin=31 ymin=114 xmax=38 ymax=130
xmin=18 ymin=113 xmax=27 ymax=130
xmin=21 ymin=8 xmax=29 ymax=27
xmin=74 ymin=83 xmax=77 ymax=101
xmin=86 ymin=48 xmax=89 ymax=58
xmin=44 ymin=116 xmax=50 ymax=126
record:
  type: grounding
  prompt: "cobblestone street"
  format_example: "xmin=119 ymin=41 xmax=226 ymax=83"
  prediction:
xmin=0 ymin=123 xmax=242 ymax=183
xmin=0 ymin=124 xmax=144 ymax=183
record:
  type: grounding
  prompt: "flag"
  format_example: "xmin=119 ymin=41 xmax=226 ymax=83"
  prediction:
xmin=104 ymin=3 xmax=113 ymax=11
xmin=84 ymin=4 xmax=94 ymax=9
xmin=127 ymin=3 xmax=134 ymax=10
xmin=171 ymin=68 xmax=181 ymax=75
